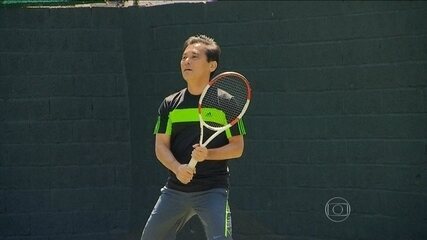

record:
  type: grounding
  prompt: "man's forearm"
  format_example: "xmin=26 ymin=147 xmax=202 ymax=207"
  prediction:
xmin=206 ymin=141 xmax=244 ymax=160
xmin=155 ymin=144 xmax=181 ymax=174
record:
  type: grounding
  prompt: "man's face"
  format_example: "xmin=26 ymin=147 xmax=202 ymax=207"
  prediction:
xmin=180 ymin=43 xmax=216 ymax=83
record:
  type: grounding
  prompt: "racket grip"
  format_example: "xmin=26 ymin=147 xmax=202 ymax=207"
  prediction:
xmin=188 ymin=158 xmax=198 ymax=169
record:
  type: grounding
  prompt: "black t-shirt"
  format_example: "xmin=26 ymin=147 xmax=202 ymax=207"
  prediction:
xmin=153 ymin=88 xmax=246 ymax=192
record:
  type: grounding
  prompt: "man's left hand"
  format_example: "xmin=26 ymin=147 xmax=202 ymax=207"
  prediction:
xmin=191 ymin=144 xmax=208 ymax=162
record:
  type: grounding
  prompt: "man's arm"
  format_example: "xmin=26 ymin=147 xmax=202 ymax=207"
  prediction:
xmin=155 ymin=133 xmax=194 ymax=184
xmin=191 ymin=135 xmax=244 ymax=162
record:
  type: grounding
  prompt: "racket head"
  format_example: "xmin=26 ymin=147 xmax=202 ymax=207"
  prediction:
xmin=198 ymin=71 xmax=252 ymax=130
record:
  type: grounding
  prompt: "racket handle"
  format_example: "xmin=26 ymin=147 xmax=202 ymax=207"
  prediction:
xmin=188 ymin=158 xmax=198 ymax=169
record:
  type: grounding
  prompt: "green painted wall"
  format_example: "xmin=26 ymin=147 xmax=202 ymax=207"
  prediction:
xmin=1 ymin=2 xmax=426 ymax=239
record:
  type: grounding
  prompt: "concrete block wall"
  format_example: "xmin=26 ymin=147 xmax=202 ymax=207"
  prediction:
xmin=128 ymin=2 xmax=427 ymax=240
xmin=1 ymin=1 xmax=426 ymax=240
xmin=0 ymin=8 xmax=131 ymax=240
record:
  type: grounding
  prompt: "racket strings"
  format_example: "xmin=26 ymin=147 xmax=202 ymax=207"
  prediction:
xmin=201 ymin=76 xmax=249 ymax=126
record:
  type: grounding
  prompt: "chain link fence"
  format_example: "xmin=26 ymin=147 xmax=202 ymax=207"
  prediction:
xmin=1 ymin=0 xmax=211 ymax=8
xmin=0 ymin=0 xmax=147 ymax=8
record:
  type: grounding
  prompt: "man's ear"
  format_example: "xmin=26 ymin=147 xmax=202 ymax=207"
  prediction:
xmin=209 ymin=61 xmax=218 ymax=73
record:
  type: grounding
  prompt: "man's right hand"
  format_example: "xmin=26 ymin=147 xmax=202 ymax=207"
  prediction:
xmin=175 ymin=164 xmax=195 ymax=184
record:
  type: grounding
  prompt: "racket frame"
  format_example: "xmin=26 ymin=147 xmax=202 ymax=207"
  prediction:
xmin=188 ymin=72 xmax=251 ymax=169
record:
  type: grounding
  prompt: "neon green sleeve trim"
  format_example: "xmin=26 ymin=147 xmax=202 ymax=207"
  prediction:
xmin=153 ymin=116 xmax=160 ymax=134
xmin=238 ymin=119 xmax=246 ymax=135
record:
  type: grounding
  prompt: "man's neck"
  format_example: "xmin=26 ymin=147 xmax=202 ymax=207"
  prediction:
xmin=187 ymin=78 xmax=209 ymax=95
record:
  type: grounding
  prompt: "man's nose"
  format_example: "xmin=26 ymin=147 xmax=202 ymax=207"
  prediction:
xmin=183 ymin=58 xmax=190 ymax=65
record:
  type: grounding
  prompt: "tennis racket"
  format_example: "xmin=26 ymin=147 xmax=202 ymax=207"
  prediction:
xmin=188 ymin=71 xmax=252 ymax=169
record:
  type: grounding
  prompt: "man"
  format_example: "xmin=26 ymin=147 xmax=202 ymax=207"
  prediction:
xmin=141 ymin=35 xmax=246 ymax=240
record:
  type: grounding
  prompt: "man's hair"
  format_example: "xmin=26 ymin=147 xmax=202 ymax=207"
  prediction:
xmin=183 ymin=34 xmax=221 ymax=66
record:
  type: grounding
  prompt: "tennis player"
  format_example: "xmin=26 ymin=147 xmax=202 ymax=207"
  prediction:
xmin=140 ymin=35 xmax=247 ymax=240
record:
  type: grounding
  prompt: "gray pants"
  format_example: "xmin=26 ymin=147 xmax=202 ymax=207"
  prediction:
xmin=141 ymin=187 xmax=232 ymax=240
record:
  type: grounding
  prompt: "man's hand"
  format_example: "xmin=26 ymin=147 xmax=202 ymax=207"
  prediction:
xmin=175 ymin=164 xmax=195 ymax=184
xmin=191 ymin=144 xmax=208 ymax=163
